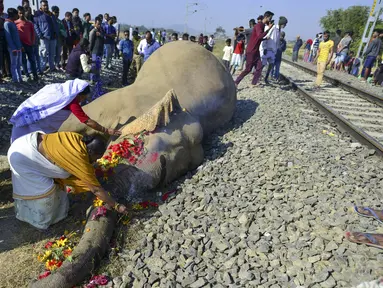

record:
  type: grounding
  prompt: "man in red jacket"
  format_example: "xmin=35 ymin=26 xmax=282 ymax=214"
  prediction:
xmin=235 ymin=11 xmax=274 ymax=87
xmin=16 ymin=5 xmax=38 ymax=81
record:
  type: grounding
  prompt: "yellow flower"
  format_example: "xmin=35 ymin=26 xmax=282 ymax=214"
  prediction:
xmin=93 ymin=198 xmax=104 ymax=207
xmin=81 ymin=220 xmax=86 ymax=225
xmin=44 ymin=250 xmax=52 ymax=258
xmin=132 ymin=203 xmax=144 ymax=210
xmin=55 ymin=238 xmax=68 ymax=247
xmin=86 ymin=228 xmax=91 ymax=232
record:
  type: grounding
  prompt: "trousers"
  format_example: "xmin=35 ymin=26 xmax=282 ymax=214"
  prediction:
xmin=235 ymin=51 xmax=262 ymax=85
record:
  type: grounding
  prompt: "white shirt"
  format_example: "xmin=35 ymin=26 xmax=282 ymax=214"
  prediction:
xmin=222 ymin=46 xmax=233 ymax=61
xmin=208 ymin=37 xmax=215 ymax=47
xmin=137 ymin=39 xmax=148 ymax=54
xmin=260 ymin=25 xmax=280 ymax=54
xmin=80 ymin=54 xmax=92 ymax=73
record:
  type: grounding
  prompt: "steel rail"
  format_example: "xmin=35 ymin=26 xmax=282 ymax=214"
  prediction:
xmin=280 ymin=71 xmax=383 ymax=156
xmin=282 ymin=58 xmax=383 ymax=108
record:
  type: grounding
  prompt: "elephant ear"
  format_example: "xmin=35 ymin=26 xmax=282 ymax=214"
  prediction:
xmin=120 ymin=89 xmax=182 ymax=136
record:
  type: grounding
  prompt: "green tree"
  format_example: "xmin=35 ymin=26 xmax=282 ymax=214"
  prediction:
xmin=214 ymin=26 xmax=226 ymax=39
xmin=320 ymin=5 xmax=382 ymax=52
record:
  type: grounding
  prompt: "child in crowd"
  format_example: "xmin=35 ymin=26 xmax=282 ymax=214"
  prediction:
xmin=202 ymin=36 xmax=212 ymax=51
xmin=119 ymin=30 xmax=133 ymax=86
xmin=230 ymin=29 xmax=245 ymax=75
xmin=344 ymin=51 xmax=355 ymax=74
xmin=222 ymin=38 xmax=233 ymax=71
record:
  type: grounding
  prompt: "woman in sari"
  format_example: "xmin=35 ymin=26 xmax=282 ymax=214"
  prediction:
xmin=303 ymin=39 xmax=313 ymax=62
xmin=9 ymin=78 xmax=121 ymax=143
xmin=7 ymin=131 xmax=128 ymax=230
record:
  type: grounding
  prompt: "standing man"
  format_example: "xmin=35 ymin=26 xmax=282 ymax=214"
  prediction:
xmin=362 ymin=30 xmax=382 ymax=81
xmin=313 ymin=31 xmax=334 ymax=89
xmin=16 ymin=6 xmax=38 ymax=82
xmin=51 ymin=6 xmax=66 ymax=71
xmin=82 ymin=13 xmax=92 ymax=40
xmin=103 ymin=13 xmax=109 ymax=25
xmin=309 ymin=34 xmax=320 ymax=63
xmin=72 ymin=8 xmax=83 ymax=46
xmin=234 ymin=11 xmax=274 ymax=87
xmin=89 ymin=17 xmax=104 ymax=83
xmin=112 ymin=16 xmax=120 ymax=59
xmin=330 ymin=29 xmax=341 ymax=68
xmin=119 ymin=30 xmax=133 ymax=86
xmin=61 ymin=12 xmax=75 ymax=70
xmin=262 ymin=16 xmax=288 ymax=84
xmin=138 ymin=31 xmax=160 ymax=62
xmin=241 ymin=18 xmax=256 ymax=71
xmin=0 ymin=0 xmax=6 ymax=82
xmin=4 ymin=7 xmax=23 ymax=82
xmin=103 ymin=17 xmax=116 ymax=69
xmin=131 ymin=30 xmax=142 ymax=77
xmin=33 ymin=0 xmax=59 ymax=73
xmin=334 ymin=31 xmax=353 ymax=71
xmin=292 ymin=36 xmax=303 ymax=62
xmin=208 ymin=35 xmax=215 ymax=51
xmin=272 ymin=31 xmax=287 ymax=81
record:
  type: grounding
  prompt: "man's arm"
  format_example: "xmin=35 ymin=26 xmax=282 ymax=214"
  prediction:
xmin=89 ymin=30 xmax=95 ymax=52
xmin=33 ymin=14 xmax=43 ymax=39
xmin=327 ymin=44 xmax=334 ymax=65
xmin=4 ymin=23 xmax=17 ymax=51
xmin=313 ymin=48 xmax=320 ymax=64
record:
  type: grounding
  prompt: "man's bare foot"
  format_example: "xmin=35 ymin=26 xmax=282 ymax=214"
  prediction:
xmin=354 ymin=206 xmax=383 ymax=224
xmin=345 ymin=231 xmax=383 ymax=249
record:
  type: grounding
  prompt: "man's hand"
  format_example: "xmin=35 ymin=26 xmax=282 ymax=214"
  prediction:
xmin=96 ymin=31 xmax=101 ymax=37
xmin=107 ymin=128 xmax=122 ymax=136
xmin=117 ymin=204 xmax=128 ymax=214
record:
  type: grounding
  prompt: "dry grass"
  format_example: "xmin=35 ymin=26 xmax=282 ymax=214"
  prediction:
xmin=0 ymin=180 xmax=88 ymax=288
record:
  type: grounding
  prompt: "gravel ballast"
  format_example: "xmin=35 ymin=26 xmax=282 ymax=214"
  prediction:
xmin=1 ymin=59 xmax=382 ymax=287
xmin=106 ymin=74 xmax=383 ymax=288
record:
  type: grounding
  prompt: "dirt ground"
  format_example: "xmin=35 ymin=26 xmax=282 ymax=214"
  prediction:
xmin=0 ymin=180 xmax=92 ymax=288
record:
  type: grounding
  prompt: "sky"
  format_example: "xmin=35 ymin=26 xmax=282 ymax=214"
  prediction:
xmin=4 ymin=0 xmax=374 ymax=40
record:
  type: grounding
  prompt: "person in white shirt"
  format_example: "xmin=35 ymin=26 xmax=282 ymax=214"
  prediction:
xmin=222 ymin=38 xmax=233 ymax=71
xmin=260 ymin=16 xmax=288 ymax=84
xmin=112 ymin=16 xmax=121 ymax=59
xmin=208 ymin=35 xmax=215 ymax=51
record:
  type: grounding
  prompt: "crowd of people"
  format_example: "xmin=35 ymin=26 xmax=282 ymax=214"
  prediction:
xmin=219 ymin=12 xmax=288 ymax=86
xmin=292 ymin=29 xmax=383 ymax=88
xmin=0 ymin=0 xmax=223 ymax=88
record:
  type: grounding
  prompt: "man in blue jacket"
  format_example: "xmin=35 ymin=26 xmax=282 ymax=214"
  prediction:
xmin=33 ymin=0 xmax=59 ymax=72
xmin=119 ymin=30 xmax=133 ymax=86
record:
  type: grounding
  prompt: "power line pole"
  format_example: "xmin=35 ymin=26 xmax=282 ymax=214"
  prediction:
xmin=184 ymin=2 xmax=198 ymax=33
xmin=357 ymin=0 xmax=383 ymax=57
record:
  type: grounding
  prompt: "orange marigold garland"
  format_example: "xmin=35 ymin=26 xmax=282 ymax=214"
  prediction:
xmin=37 ymin=232 xmax=78 ymax=279
xmin=95 ymin=132 xmax=149 ymax=182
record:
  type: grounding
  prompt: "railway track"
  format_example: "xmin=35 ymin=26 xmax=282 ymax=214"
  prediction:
xmin=279 ymin=59 xmax=383 ymax=155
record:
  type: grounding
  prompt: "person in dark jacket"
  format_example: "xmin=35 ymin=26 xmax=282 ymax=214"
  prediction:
xmin=89 ymin=17 xmax=104 ymax=83
xmin=61 ymin=11 xmax=75 ymax=70
xmin=33 ymin=0 xmax=59 ymax=72
xmin=66 ymin=38 xmax=92 ymax=79
xmin=72 ymin=8 xmax=83 ymax=46
xmin=292 ymin=36 xmax=303 ymax=62
xmin=272 ymin=31 xmax=287 ymax=80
